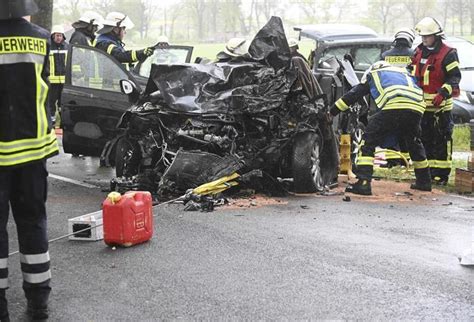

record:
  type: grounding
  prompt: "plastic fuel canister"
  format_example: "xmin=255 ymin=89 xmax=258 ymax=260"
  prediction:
xmin=102 ymin=191 xmax=153 ymax=247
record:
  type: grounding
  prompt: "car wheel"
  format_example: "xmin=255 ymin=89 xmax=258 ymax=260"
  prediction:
xmin=115 ymin=137 xmax=140 ymax=177
xmin=292 ymin=132 xmax=324 ymax=193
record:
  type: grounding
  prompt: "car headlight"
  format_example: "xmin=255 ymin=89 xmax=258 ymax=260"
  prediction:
xmin=456 ymin=90 xmax=471 ymax=104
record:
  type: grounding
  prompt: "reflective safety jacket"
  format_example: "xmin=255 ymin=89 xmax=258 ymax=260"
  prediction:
xmin=411 ymin=41 xmax=461 ymax=112
xmin=0 ymin=18 xmax=59 ymax=168
xmin=95 ymin=33 xmax=148 ymax=64
xmin=49 ymin=39 xmax=69 ymax=84
xmin=381 ymin=45 xmax=413 ymax=68
xmin=70 ymin=29 xmax=96 ymax=47
xmin=69 ymin=28 xmax=100 ymax=85
xmin=333 ymin=66 xmax=426 ymax=115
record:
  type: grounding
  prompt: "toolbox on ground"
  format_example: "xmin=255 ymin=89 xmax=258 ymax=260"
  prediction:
xmin=102 ymin=191 xmax=153 ymax=247
xmin=68 ymin=210 xmax=103 ymax=241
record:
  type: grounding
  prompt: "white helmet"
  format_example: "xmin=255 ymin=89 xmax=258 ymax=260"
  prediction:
xmin=394 ymin=27 xmax=415 ymax=46
xmin=77 ymin=11 xmax=103 ymax=26
xmin=51 ymin=24 xmax=65 ymax=35
xmin=101 ymin=11 xmax=134 ymax=29
xmin=415 ymin=17 xmax=444 ymax=36
xmin=224 ymin=37 xmax=249 ymax=57
xmin=361 ymin=60 xmax=391 ymax=83
xmin=288 ymin=38 xmax=299 ymax=48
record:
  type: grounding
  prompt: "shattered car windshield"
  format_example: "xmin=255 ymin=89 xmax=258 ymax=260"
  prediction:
xmin=138 ymin=48 xmax=192 ymax=77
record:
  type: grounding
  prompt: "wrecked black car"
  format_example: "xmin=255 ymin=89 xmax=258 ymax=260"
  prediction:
xmin=98 ymin=17 xmax=339 ymax=196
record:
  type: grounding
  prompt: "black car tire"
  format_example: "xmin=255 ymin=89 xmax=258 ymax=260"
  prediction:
xmin=292 ymin=132 xmax=324 ymax=193
xmin=115 ymin=137 xmax=140 ymax=177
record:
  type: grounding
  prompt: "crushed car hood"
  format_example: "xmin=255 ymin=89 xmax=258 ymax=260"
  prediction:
xmin=144 ymin=16 xmax=297 ymax=115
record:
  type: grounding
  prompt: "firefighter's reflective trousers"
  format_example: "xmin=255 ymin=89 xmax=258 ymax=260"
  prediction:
xmin=420 ymin=111 xmax=453 ymax=182
xmin=0 ymin=161 xmax=51 ymax=305
xmin=355 ymin=110 xmax=431 ymax=184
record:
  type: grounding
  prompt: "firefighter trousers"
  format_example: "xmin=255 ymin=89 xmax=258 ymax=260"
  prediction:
xmin=48 ymin=83 xmax=63 ymax=120
xmin=420 ymin=111 xmax=453 ymax=182
xmin=0 ymin=161 xmax=51 ymax=309
xmin=355 ymin=110 xmax=430 ymax=184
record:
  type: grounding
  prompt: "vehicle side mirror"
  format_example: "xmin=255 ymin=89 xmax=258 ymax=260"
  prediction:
xmin=119 ymin=79 xmax=139 ymax=103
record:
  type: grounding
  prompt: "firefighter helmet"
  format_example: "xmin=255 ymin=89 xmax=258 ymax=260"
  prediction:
xmin=51 ymin=25 xmax=66 ymax=40
xmin=224 ymin=38 xmax=249 ymax=57
xmin=394 ymin=27 xmax=415 ymax=47
xmin=361 ymin=61 xmax=391 ymax=83
xmin=97 ymin=12 xmax=134 ymax=34
xmin=288 ymin=38 xmax=299 ymax=48
xmin=77 ymin=11 xmax=103 ymax=25
xmin=415 ymin=17 xmax=444 ymax=36
xmin=0 ymin=0 xmax=38 ymax=20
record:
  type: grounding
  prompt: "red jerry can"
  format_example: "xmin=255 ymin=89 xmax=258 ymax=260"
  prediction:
xmin=103 ymin=191 xmax=153 ymax=247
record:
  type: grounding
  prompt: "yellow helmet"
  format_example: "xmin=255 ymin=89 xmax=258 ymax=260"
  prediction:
xmin=415 ymin=17 xmax=444 ymax=36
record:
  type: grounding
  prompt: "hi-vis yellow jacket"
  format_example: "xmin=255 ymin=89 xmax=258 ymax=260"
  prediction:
xmin=332 ymin=66 xmax=426 ymax=116
xmin=0 ymin=18 xmax=59 ymax=167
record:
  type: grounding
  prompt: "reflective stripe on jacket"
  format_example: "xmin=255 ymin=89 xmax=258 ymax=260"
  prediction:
xmin=368 ymin=66 xmax=426 ymax=114
xmin=48 ymin=40 xmax=69 ymax=84
xmin=0 ymin=18 xmax=59 ymax=168
xmin=411 ymin=42 xmax=459 ymax=111
xmin=381 ymin=45 xmax=413 ymax=68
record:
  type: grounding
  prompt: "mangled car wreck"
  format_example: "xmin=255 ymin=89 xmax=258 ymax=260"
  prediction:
xmin=98 ymin=17 xmax=339 ymax=198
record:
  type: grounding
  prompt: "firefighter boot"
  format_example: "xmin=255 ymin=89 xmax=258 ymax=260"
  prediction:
xmin=411 ymin=167 xmax=432 ymax=191
xmin=25 ymin=286 xmax=50 ymax=320
xmin=410 ymin=182 xmax=432 ymax=191
xmin=345 ymin=179 xmax=372 ymax=195
xmin=26 ymin=300 xmax=48 ymax=320
xmin=0 ymin=289 xmax=8 ymax=322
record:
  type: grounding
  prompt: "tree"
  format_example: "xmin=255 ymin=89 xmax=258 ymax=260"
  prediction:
xmin=31 ymin=0 xmax=53 ymax=31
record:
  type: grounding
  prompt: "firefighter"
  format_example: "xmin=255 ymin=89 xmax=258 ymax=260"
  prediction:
xmin=95 ymin=12 xmax=155 ymax=66
xmin=288 ymin=38 xmax=308 ymax=63
xmin=69 ymin=11 xmax=103 ymax=46
xmin=216 ymin=37 xmax=250 ymax=62
xmin=379 ymin=27 xmax=416 ymax=167
xmin=330 ymin=61 xmax=431 ymax=195
xmin=411 ymin=17 xmax=461 ymax=185
xmin=382 ymin=28 xmax=415 ymax=67
xmin=48 ymin=25 xmax=69 ymax=123
xmin=0 ymin=0 xmax=60 ymax=320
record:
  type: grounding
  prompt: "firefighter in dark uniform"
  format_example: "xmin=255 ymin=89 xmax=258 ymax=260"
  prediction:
xmin=69 ymin=11 xmax=103 ymax=47
xmin=0 ymin=0 xmax=59 ymax=320
xmin=331 ymin=61 xmax=431 ymax=195
xmin=48 ymin=25 xmax=69 ymax=123
xmin=411 ymin=17 xmax=462 ymax=185
xmin=95 ymin=12 xmax=154 ymax=66
xmin=380 ymin=28 xmax=416 ymax=167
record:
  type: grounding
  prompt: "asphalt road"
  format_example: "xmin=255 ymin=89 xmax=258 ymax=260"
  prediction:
xmin=4 ymin=146 xmax=474 ymax=320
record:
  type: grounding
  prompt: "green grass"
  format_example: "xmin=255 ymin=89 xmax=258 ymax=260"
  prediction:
xmin=373 ymin=126 xmax=472 ymax=190
xmin=453 ymin=124 xmax=471 ymax=152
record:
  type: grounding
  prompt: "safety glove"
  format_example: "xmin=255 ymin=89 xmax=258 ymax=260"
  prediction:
xmin=143 ymin=47 xmax=155 ymax=56
xmin=432 ymin=93 xmax=445 ymax=107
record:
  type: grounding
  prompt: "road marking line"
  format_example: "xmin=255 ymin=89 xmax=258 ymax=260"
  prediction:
xmin=49 ymin=174 xmax=99 ymax=189
xmin=450 ymin=194 xmax=474 ymax=201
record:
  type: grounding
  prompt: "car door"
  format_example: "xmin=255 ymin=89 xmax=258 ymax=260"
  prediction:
xmin=131 ymin=45 xmax=194 ymax=88
xmin=61 ymin=44 xmax=141 ymax=156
